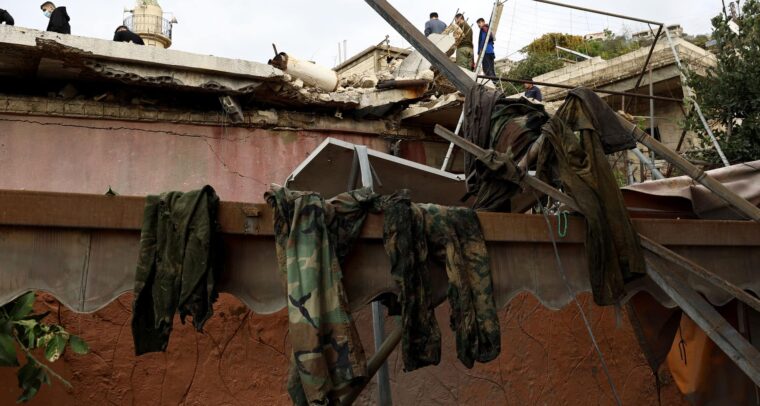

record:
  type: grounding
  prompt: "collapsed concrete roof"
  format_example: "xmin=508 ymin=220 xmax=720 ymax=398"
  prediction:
xmin=0 ymin=25 xmax=435 ymax=119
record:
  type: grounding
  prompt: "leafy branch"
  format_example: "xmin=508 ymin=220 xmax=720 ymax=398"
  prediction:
xmin=0 ymin=292 xmax=89 ymax=403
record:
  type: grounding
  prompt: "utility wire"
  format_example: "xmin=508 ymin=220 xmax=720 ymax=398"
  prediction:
xmin=532 ymin=192 xmax=623 ymax=406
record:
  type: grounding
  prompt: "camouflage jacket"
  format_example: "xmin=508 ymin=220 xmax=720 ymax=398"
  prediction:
xmin=266 ymin=186 xmax=373 ymax=405
xmin=132 ymin=186 xmax=222 ymax=355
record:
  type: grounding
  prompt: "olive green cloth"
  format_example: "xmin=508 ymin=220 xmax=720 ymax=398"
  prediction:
xmin=537 ymin=108 xmax=646 ymax=306
xmin=462 ymin=85 xmax=550 ymax=211
xmin=456 ymin=46 xmax=474 ymax=70
xmin=132 ymin=186 xmax=222 ymax=355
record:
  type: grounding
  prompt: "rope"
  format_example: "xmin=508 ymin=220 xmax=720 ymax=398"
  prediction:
xmin=557 ymin=210 xmax=569 ymax=238
xmin=533 ymin=192 xmax=623 ymax=406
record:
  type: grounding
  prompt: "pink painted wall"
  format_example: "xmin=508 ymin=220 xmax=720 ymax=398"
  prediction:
xmin=0 ymin=114 xmax=399 ymax=202
xmin=0 ymin=113 xmax=687 ymax=404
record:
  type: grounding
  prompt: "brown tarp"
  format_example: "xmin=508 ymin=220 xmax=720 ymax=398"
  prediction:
xmin=623 ymin=161 xmax=760 ymax=220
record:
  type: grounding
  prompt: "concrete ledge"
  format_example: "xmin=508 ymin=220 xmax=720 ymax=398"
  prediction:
xmin=0 ymin=25 xmax=283 ymax=80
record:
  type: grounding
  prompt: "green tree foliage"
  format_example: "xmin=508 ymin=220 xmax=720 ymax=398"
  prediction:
xmin=523 ymin=32 xmax=585 ymax=54
xmin=684 ymin=0 xmax=760 ymax=165
xmin=685 ymin=34 xmax=711 ymax=49
xmin=500 ymin=31 xmax=640 ymax=94
xmin=0 ymin=292 xmax=88 ymax=403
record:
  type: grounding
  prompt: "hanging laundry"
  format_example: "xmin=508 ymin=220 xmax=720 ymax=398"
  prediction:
xmin=375 ymin=191 xmax=442 ymax=372
xmin=536 ymin=89 xmax=646 ymax=306
xmin=462 ymin=85 xmax=550 ymax=211
xmin=266 ymin=186 xmax=373 ymax=405
xmin=132 ymin=185 xmax=222 ymax=355
xmin=420 ymin=204 xmax=501 ymax=368
xmin=378 ymin=191 xmax=501 ymax=371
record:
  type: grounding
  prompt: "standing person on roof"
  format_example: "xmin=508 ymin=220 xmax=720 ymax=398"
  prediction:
xmin=476 ymin=18 xmax=496 ymax=77
xmin=40 ymin=2 xmax=70 ymax=34
xmin=113 ymin=25 xmax=144 ymax=45
xmin=424 ymin=12 xmax=447 ymax=37
xmin=0 ymin=8 xmax=14 ymax=25
xmin=454 ymin=13 xmax=474 ymax=71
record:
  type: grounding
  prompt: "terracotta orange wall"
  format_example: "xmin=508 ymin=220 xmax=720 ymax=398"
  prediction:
xmin=0 ymin=292 xmax=688 ymax=405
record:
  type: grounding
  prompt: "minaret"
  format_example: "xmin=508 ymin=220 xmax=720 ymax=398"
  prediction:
xmin=124 ymin=0 xmax=176 ymax=49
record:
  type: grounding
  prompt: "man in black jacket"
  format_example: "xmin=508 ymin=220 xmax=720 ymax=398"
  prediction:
xmin=40 ymin=2 xmax=70 ymax=34
xmin=113 ymin=25 xmax=145 ymax=45
xmin=0 ymin=9 xmax=14 ymax=25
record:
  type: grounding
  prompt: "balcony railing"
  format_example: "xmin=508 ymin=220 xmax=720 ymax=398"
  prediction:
xmin=123 ymin=14 xmax=173 ymax=40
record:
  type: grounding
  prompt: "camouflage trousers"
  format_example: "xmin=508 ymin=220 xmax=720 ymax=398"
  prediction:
xmin=379 ymin=192 xmax=501 ymax=371
xmin=266 ymin=186 xmax=374 ymax=405
xmin=456 ymin=46 xmax=474 ymax=71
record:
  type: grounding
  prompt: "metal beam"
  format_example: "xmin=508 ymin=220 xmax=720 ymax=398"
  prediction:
xmin=432 ymin=124 xmax=760 ymax=383
xmin=640 ymin=234 xmax=760 ymax=314
xmin=647 ymin=258 xmax=760 ymax=386
xmin=625 ymin=25 xmax=664 ymax=112
xmin=351 ymin=146 xmax=392 ymax=406
xmin=532 ymin=0 xmax=664 ymax=26
xmin=364 ymin=0 xmax=476 ymax=93
xmin=341 ymin=325 xmax=403 ymax=405
xmin=477 ymin=75 xmax=683 ymax=103
xmin=624 ymin=116 xmax=760 ymax=222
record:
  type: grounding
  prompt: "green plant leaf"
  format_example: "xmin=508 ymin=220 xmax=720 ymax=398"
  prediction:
xmin=16 ymin=361 xmax=46 ymax=403
xmin=9 ymin=293 xmax=36 ymax=320
xmin=0 ymin=334 xmax=19 ymax=367
xmin=44 ymin=334 xmax=67 ymax=363
xmin=68 ymin=336 xmax=89 ymax=355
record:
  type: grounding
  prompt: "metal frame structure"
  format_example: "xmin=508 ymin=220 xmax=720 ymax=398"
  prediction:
xmin=440 ymin=0 xmax=731 ymax=180
xmin=363 ymin=0 xmax=760 ymax=402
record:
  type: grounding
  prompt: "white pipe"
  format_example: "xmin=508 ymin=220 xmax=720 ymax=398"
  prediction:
xmin=271 ymin=53 xmax=339 ymax=92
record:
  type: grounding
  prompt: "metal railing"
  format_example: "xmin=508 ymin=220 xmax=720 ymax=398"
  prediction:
xmin=123 ymin=14 xmax=172 ymax=40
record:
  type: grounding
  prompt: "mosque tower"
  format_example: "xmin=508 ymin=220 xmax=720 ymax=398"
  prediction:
xmin=123 ymin=0 xmax=177 ymax=49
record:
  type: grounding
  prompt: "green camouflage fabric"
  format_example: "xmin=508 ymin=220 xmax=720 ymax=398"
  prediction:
xmin=378 ymin=192 xmax=500 ymax=370
xmin=132 ymin=186 xmax=222 ymax=355
xmin=537 ymin=115 xmax=646 ymax=306
xmin=374 ymin=192 xmax=441 ymax=372
xmin=419 ymin=204 xmax=501 ymax=368
xmin=266 ymin=186 xmax=372 ymax=405
xmin=462 ymin=85 xmax=550 ymax=211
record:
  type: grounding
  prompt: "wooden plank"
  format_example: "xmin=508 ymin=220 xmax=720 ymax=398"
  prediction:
xmin=0 ymin=190 xmax=757 ymax=245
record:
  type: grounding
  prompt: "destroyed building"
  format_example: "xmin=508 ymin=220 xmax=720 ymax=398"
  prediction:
xmin=0 ymin=1 xmax=759 ymax=405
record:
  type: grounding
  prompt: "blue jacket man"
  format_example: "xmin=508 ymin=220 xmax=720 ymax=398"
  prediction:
xmin=424 ymin=12 xmax=447 ymax=37
xmin=476 ymin=18 xmax=496 ymax=76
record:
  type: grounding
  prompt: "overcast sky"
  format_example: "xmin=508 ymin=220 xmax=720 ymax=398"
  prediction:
xmin=4 ymin=0 xmax=723 ymax=65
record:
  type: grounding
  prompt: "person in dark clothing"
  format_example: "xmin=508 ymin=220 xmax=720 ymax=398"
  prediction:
xmin=476 ymin=18 xmax=496 ymax=77
xmin=424 ymin=12 xmax=447 ymax=37
xmin=0 ymin=9 xmax=14 ymax=26
xmin=524 ymin=82 xmax=543 ymax=101
xmin=40 ymin=2 xmax=70 ymax=34
xmin=114 ymin=25 xmax=145 ymax=45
